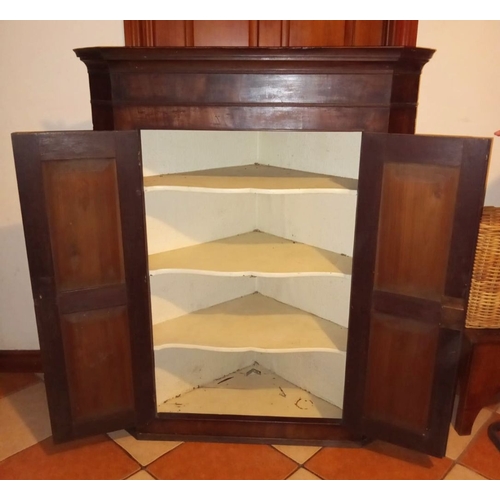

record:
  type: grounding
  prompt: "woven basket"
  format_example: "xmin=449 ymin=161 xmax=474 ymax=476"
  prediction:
xmin=466 ymin=206 xmax=500 ymax=329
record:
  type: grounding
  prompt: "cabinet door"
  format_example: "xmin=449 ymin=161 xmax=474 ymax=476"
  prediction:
xmin=12 ymin=131 xmax=155 ymax=443
xmin=343 ymin=133 xmax=491 ymax=457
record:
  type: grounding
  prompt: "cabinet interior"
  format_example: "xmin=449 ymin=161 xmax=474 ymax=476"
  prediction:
xmin=141 ymin=130 xmax=361 ymax=419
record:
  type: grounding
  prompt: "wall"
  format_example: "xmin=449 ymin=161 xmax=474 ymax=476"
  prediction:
xmin=0 ymin=21 xmax=124 ymax=349
xmin=1 ymin=20 xmax=499 ymax=349
xmin=416 ymin=21 xmax=500 ymax=204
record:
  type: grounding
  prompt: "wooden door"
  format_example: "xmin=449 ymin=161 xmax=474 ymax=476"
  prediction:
xmin=124 ymin=21 xmax=417 ymax=47
xmin=12 ymin=131 xmax=155 ymax=442
xmin=343 ymin=133 xmax=491 ymax=457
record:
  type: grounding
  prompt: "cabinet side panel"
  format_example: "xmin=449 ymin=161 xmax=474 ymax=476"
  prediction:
xmin=61 ymin=307 xmax=134 ymax=423
xmin=43 ymin=159 xmax=125 ymax=290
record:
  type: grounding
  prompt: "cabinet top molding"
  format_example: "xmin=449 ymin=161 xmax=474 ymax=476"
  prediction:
xmin=74 ymin=46 xmax=435 ymax=133
xmin=75 ymin=46 xmax=434 ymax=67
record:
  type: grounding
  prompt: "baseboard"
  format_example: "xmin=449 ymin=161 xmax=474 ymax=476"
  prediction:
xmin=0 ymin=350 xmax=43 ymax=373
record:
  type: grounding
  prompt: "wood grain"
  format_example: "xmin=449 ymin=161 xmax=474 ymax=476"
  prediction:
xmin=61 ymin=307 xmax=134 ymax=423
xmin=124 ymin=21 xmax=412 ymax=48
xmin=12 ymin=131 xmax=154 ymax=442
xmin=343 ymin=133 xmax=491 ymax=457
xmin=74 ymin=46 xmax=434 ymax=134
xmin=43 ymin=158 xmax=125 ymax=291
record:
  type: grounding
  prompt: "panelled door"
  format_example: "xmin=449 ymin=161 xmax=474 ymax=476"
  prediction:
xmin=343 ymin=133 xmax=491 ymax=457
xmin=12 ymin=131 xmax=155 ymax=442
xmin=124 ymin=21 xmax=418 ymax=48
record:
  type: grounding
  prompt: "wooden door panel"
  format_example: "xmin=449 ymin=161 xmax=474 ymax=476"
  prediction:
xmin=43 ymin=158 xmax=124 ymax=291
xmin=344 ymin=133 xmax=491 ymax=457
xmin=364 ymin=313 xmax=438 ymax=433
xmin=61 ymin=307 xmax=134 ymax=423
xmin=375 ymin=162 xmax=460 ymax=299
xmin=12 ymin=131 xmax=155 ymax=442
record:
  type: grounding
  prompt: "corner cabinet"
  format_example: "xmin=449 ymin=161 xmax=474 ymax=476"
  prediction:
xmin=12 ymin=48 xmax=492 ymax=458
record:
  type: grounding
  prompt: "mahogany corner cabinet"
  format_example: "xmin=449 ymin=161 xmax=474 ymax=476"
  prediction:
xmin=12 ymin=47 xmax=492 ymax=458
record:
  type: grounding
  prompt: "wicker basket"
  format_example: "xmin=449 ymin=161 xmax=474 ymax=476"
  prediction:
xmin=466 ymin=206 xmax=500 ymax=329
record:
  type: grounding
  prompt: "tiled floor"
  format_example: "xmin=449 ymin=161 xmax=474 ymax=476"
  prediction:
xmin=0 ymin=372 xmax=499 ymax=480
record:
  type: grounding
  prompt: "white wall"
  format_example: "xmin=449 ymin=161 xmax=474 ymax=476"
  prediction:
xmin=0 ymin=21 xmax=124 ymax=349
xmin=416 ymin=21 xmax=500 ymax=205
xmin=1 ymin=20 xmax=499 ymax=349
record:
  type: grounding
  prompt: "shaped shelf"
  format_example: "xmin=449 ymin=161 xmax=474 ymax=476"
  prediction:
xmin=153 ymin=293 xmax=347 ymax=353
xmin=157 ymin=363 xmax=343 ymax=418
xmin=148 ymin=231 xmax=352 ymax=277
xmin=143 ymin=163 xmax=358 ymax=193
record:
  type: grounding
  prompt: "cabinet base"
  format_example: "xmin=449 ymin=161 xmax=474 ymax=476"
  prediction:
xmin=132 ymin=414 xmax=362 ymax=446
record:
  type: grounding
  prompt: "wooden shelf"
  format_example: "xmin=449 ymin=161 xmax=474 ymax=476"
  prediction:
xmin=157 ymin=363 xmax=343 ymax=418
xmin=143 ymin=164 xmax=358 ymax=193
xmin=149 ymin=231 xmax=352 ymax=276
xmin=153 ymin=293 xmax=347 ymax=353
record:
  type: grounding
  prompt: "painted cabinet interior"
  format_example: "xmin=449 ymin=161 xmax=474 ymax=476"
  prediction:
xmin=142 ymin=130 xmax=360 ymax=418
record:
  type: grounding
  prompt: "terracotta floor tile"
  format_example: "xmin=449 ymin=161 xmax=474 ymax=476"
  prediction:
xmin=446 ymin=407 xmax=493 ymax=460
xmin=147 ymin=442 xmax=298 ymax=480
xmin=444 ymin=464 xmax=488 ymax=480
xmin=108 ymin=429 xmax=182 ymax=466
xmin=304 ymin=441 xmax=453 ymax=480
xmin=0 ymin=382 xmax=51 ymax=462
xmin=0 ymin=373 xmax=40 ymax=399
xmin=127 ymin=470 xmax=156 ymax=480
xmin=273 ymin=444 xmax=321 ymax=464
xmin=287 ymin=468 xmax=321 ymax=480
xmin=0 ymin=435 xmax=140 ymax=480
xmin=459 ymin=413 xmax=500 ymax=480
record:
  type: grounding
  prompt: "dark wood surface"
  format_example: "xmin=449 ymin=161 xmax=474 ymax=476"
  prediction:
xmin=0 ymin=350 xmax=43 ymax=373
xmin=454 ymin=328 xmax=500 ymax=435
xmin=134 ymin=414 xmax=359 ymax=446
xmin=124 ymin=21 xmax=418 ymax=48
xmin=60 ymin=307 xmax=134 ymax=424
xmin=74 ymin=46 xmax=433 ymax=134
xmin=43 ymin=158 xmax=125 ymax=290
xmin=113 ymin=131 xmax=156 ymax=426
xmin=11 ymin=131 xmax=155 ymax=442
xmin=343 ymin=133 xmax=491 ymax=457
